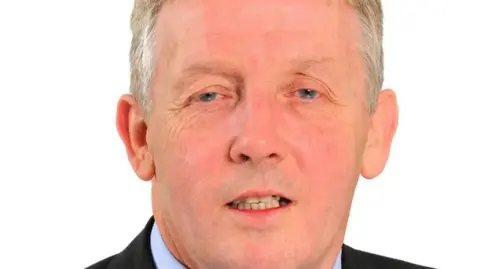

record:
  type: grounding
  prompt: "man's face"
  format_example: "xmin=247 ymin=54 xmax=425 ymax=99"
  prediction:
xmin=130 ymin=0 xmax=394 ymax=268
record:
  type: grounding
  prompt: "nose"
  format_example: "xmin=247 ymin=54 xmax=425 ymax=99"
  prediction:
xmin=229 ymin=100 xmax=288 ymax=165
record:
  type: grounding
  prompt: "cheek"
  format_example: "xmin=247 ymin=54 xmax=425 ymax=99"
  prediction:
xmin=153 ymin=118 xmax=231 ymax=214
xmin=295 ymin=117 xmax=361 ymax=203
xmin=290 ymin=121 xmax=360 ymax=243
xmin=308 ymin=133 xmax=357 ymax=178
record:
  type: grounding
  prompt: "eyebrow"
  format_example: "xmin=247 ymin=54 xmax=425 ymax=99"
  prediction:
xmin=173 ymin=61 xmax=244 ymax=92
xmin=172 ymin=57 xmax=335 ymax=92
xmin=288 ymin=57 xmax=335 ymax=74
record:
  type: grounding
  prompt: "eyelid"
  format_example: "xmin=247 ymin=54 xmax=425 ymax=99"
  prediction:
xmin=195 ymin=85 xmax=231 ymax=95
xmin=192 ymin=91 xmax=222 ymax=101
xmin=291 ymin=75 xmax=334 ymax=96
xmin=297 ymin=73 xmax=329 ymax=87
xmin=286 ymin=79 xmax=321 ymax=93
xmin=176 ymin=75 xmax=232 ymax=95
xmin=189 ymin=85 xmax=235 ymax=103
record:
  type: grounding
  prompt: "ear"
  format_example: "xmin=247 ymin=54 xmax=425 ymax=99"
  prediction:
xmin=361 ymin=89 xmax=399 ymax=179
xmin=116 ymin=94 xmax=155 ymax=181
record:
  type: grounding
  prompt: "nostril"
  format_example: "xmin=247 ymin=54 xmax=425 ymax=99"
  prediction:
xmin=240 ymin=154 xmax=250 ymax=162
xmin=268 ymin=153 xmax=278 ymax=158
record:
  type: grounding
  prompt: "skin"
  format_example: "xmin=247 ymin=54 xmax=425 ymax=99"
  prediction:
xmin=116 ymin=0 xmax=398 ymax=268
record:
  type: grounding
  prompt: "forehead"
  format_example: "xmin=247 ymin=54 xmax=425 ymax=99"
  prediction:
xmin=168 ymin=0 xmax=346 ymax=30
xmin=155 ymin=0 xmax=361 ymax=78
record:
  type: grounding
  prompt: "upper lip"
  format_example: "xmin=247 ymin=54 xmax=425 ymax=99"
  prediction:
xmin=228 ymin=189 xmax=292 ymax=204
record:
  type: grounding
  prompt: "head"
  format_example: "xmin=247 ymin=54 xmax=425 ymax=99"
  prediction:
xmin=117 ymin=0 xmax=398 ymax=268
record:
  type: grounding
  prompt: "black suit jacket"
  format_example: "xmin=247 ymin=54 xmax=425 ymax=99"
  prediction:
xmin=86 ymin=217 xmax=435 ymax=269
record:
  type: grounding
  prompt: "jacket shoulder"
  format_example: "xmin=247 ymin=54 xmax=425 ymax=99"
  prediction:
xmin=84 ymin=217 xmax=157 ymax=269
xmin=342 ymin=244 xmax=436 ymax=269
xmin=85 ymin=255 xmax=115 ymax=269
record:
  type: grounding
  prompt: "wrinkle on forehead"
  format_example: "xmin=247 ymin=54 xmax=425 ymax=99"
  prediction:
xmin=157 ymin=0 xmax=356 ymax=59
xmin=197 ymin=0 xmax=344 ymax=34
xmin=157 ymin=0 xmax=357 ymax=49
xmin=154 ymin=0 xmax=363 ymax=96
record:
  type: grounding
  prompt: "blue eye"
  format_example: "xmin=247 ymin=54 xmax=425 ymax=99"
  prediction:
xmin=197 ymin=92 xmax=219 ymax=102
xmin=296 ymin=88 xmax=319 ymax=99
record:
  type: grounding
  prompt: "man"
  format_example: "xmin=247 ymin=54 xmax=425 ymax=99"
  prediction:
xmin=87 ymin=0 xmax=434 ymax=268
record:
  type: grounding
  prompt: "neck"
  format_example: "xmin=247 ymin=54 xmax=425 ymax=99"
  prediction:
xmin=154 ymin=214 xmax=345 ymax=269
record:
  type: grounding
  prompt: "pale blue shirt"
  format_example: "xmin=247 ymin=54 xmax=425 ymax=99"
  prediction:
xmin=150 ymin=222 xmax=342 ymax=269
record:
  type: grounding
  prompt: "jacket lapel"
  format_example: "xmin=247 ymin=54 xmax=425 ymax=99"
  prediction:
xmin=106 ymin=216 xmax=157 ymax=269
xmin=109 ymin=216 xmax=365 ymax=269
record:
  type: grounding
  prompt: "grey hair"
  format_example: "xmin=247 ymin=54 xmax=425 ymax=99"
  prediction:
xmin=129 ymin=0 xmax=384 ymax=115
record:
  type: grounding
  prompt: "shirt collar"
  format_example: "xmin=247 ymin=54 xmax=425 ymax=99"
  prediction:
xmin=150 ymin=221 xmax=342 ymax=269
xmin=150 ymin=221 xmax=186 ymax=269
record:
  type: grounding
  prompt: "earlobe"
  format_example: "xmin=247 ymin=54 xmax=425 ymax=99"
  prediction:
xmin=116 ymin=94 xmax=155 ymax=181
xmin=361 ymin=89 xmax=399 ymax=179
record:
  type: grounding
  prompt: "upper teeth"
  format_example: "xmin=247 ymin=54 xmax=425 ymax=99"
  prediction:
xmin=230 ymin=195 xmax=283 ymax=210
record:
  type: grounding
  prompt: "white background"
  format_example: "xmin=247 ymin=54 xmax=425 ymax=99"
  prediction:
xmin=0 ymin=0 xmax=479 ymax=268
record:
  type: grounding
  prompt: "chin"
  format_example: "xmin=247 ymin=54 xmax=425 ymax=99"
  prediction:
xmin=223 ymin=252 xmax=305 ymax=269
xmin=207 ymin=238 xmax=312 ymax=269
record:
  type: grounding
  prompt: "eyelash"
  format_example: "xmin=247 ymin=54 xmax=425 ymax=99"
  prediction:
xmin=191 ymin=88 xmax=232 ymax=104
xmin=196 ymin=92 xmax=221 ymax=102
xmin=193 ymin=89 xmax=320 ymax=102
xmin=189 ymin=82 xmax=326 ymax=104
xmin=292 ymin=88 xmax=321 ymax=100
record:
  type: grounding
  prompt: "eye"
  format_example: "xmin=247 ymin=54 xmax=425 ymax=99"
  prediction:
xmin=196 ymin=92 xmax=221 ymax=102
xmin=296 ymin=88 xmax=320 ymax=99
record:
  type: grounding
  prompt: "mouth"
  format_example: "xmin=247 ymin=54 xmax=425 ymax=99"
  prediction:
xmin=226 ymin=195 xmax=293 ymax=210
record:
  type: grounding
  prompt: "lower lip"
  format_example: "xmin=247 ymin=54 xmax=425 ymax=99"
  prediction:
xmin=227 ymin=204 xmax=293 ymax=227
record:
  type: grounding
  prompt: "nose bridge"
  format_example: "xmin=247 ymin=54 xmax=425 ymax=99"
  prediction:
xmin=229 ymin=91 xmax=286 ymax=164
xmin=245 ymin=92 xmax=275 ymax=129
